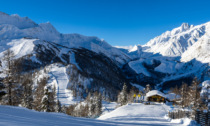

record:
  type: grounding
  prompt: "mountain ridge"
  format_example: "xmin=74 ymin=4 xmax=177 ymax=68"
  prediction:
xmin=0 ymin=11 xmax=209 ymax=103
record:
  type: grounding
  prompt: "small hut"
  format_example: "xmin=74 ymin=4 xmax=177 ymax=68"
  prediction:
xmin=146 ymin=90 xmax=166 ymax=103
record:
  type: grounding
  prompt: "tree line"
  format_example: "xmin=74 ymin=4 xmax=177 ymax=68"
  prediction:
xmin=170 ymin=78 xmax=208 ymax=110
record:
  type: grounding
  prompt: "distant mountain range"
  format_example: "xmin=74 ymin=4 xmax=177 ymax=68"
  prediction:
xmin=0 ymin=12 xmax=209 ymax=103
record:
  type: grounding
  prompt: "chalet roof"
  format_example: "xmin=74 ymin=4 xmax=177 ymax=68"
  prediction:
xmin=146 ymin=90 xmax=166 ymax=98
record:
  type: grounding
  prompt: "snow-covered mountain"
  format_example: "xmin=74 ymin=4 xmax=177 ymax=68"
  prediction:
xmin=0 ymin=12 xmax=130 ymax=65
xmin=120 ymin=22 xmax=210 ymax=90
xmin=0 ymin=11 xmax=209 ymax=102
xmin=143 ymin=22 xmax=209 ymax=57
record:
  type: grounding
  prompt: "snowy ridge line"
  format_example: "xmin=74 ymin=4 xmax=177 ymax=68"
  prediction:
xmin=0 ymin=11 xmax=131 ymax=65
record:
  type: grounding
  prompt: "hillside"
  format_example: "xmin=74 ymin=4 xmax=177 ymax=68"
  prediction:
xmin=0 ymin=11 xmax=209 ymax=104
xmin=0 ymin=105 xmax=122 ymax=126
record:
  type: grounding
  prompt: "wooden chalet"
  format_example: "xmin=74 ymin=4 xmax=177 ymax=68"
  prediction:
xmin=146 ymin=90 xmax=166 ymax=103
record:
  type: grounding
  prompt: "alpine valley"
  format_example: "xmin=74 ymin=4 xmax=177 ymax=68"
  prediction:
xmin=0 ymin=11 xmax=209 ymax=106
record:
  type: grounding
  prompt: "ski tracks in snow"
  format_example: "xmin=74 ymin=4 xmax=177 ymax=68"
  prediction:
xmin=49 ymin=65 xmax=74 ymax=105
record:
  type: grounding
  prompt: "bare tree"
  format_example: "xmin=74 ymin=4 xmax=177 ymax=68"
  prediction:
xmin=170 ymin=85 xmax=180 ymax=99
xmin=189 ymin=78 xmax=203 ymax=110
xmin=21 ymin=72 xmax=34 ymax=109
xmin=180 ymin=82 xmax=189 ymax=108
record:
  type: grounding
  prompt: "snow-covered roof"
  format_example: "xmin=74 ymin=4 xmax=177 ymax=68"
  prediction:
xmin=146 ymin=90 xmax=166 ymax=98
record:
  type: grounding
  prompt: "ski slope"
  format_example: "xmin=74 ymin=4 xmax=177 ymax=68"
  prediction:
xmin=48 ymin=65 xmax=75 ymax=105
xmin=99 ymin=103 xmax=193 ymax=126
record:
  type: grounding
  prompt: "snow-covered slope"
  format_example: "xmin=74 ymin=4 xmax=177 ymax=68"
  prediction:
xmin=48 ymin=65 xmax=75 ymax=105
xmin=143 ymin=22 xmax=209 ymax=57
xmin=0 ymin=104 xmax=195 ymax=126
xmin=126 ymin=22 xmax=210 ymax=62
xmin=0 ymin=105 xmax=131 ymax=126
xmin=99 ymin=103 xmax=193 ymax=126
xmin=120 ymin=22 xmax=210 ymax=89
xmin=181 ymin=35 xmax=210 ymax=63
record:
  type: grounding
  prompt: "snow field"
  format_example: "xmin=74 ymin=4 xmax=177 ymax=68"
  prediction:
xmin=0 ymin=105 xmax=136 ymax=126
xmin=98 ymin=103 xmax=193 ymax=126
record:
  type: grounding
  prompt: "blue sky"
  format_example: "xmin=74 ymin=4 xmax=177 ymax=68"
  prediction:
xmin=0 ymin=0 xmax=210 ymax=46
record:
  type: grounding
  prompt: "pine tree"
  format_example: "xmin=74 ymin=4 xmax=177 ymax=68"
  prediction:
xmin=2 ymin=49 xmax=22 ymax=106
xmin=117 ymin=83 xmax=128 ymax=106
xmin=61 ymin=105 xmax=67 ymax=114
xmin=95 ymin=92 xmax=102 ymax=117
xmin=55 ymin=100 xmax=62 ymax=113
xmin=41 ymin=85 xmax=57 ymax=112
xmin=89 ymin=97 xmax=95 ymax=117
xmin=0 ymin=80 xmax=6 ymax=101
xmin=41 ymin=86 xmax=50 ymax=112
xmin=48 ymin=85 xmax=56 ymax=112
xmin=34 ymin=77 xmax=48 ymax=111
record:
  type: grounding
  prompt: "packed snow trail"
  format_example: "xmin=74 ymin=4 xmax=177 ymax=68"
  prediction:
xmin=48 ymin=65 xmax=75 ymax=105
xmin=99 ymin=103 xmax=188 ymax=126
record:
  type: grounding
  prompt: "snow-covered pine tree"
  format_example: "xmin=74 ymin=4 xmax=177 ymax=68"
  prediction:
xmin=117 ymin=83 xmax=128 ymax=106
xmin=55 ymin=100 xmax=62 ymax=113
xmin=41 ymin=86 xmax=50 ymax=112
xmin=95 ymin=92 xmax=102 ymax=117
xmin=89 ymin=97 xmax=95 ymax=117
xmin=49 ymin=85 xmax=56 ymax=112
xmin=41 ymin=85 xmax=56 ymax=112
xmin=34 ymin=77 xmax=48 ymax=111
xmin=61 ymin=105 xmax=67 ymax=114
